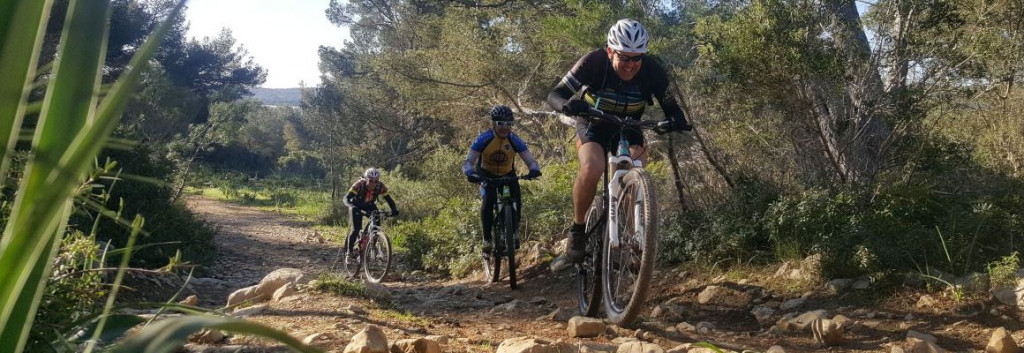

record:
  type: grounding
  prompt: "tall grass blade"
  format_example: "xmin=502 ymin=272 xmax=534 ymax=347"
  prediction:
xmin=111 ymin=316 xmax=323 ymax=353
xmin=0 ymin=0 xmax=186 ymax=351
xmin=84 ymin=215 xmax=142 ymax=353
xmin=0 ymin=0 xmax=54 ymax=183
xmin=0 ymin=0 xmax=113 ymax=347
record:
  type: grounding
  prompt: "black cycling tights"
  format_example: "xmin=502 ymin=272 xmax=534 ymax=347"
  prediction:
xmin=347 ymin=205 xmax=380 ymax=252
xmin=480 ymin=180 xmax=522 ymax=243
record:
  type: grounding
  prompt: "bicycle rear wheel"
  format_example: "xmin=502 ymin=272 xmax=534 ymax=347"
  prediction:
xmin=602 ymin=169 xmax=658 ymax=326
xmin=362 ymin=232 xmax=392 ymax=283
xmin=577 ymin=194 xmax=604 ymax=316
xmin=505 ymin=205 xmax=517 ymax=289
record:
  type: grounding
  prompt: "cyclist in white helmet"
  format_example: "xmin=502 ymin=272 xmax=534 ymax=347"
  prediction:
xmin=547 ymin=19 xmax=692 ymax=268
xmin=342 ymin=167 xmax=399 ymax=259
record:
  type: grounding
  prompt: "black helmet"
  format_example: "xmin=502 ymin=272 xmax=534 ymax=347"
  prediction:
xmin=489 ymin=105 xmax=514 ymax=122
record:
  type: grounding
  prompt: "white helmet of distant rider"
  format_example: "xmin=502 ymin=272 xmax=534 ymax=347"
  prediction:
xmin=363 ymin=167 xmax=381 ymax=181
xmin=606 ymin=19 xmax=649 ymax=54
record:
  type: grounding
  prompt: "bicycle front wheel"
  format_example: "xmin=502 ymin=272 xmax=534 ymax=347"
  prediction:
xmin=505 ymin=205 xmax=517 ymax=290
xmin=602 ymin=169 xmax=658 ymax=326
xmin=362 ymin=232 xmax=392 ymax=283
xmin=577 ymin=194 xmax=604 ymax=317
xmin=490 ymin=214 xmax=503 ymax=284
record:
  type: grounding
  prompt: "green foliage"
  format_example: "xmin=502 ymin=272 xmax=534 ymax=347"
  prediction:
xmin=67 ymin=145 xmax=216 ymax=269
xmin=987 ymin=251 xmax=1020 ymax=289
xmin=30 ymin=231 xmax=105 ymax=350
xmin=0 ymin=0 xmax=185 ymax=350
xmin=660 ymin=173 xmax=782 ymax=266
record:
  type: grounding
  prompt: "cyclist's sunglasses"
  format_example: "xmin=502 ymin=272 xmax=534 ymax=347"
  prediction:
xmin=615 ymin=51 xmax=644 ymax=62
xmin=495 ymin=121 xmax=515 ymax=127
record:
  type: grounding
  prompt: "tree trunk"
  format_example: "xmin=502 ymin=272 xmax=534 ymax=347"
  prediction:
xmin=800 ymin=77 xmax=851 ymax=183
xmin=664 ymin=134 xmax=689 ymax=211
xmin=883 ymin=0 xmax=912 ymax=92
xmin=670 ymin=78 xmax=734 ymax=189
xmin=824 ymin=0 xmax=894 ymax=183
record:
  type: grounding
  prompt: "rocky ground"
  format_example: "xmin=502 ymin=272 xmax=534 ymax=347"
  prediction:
xmin=123 ymin=196 xmax=1024 ymax=352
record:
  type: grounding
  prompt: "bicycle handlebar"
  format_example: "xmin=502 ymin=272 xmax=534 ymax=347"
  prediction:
xmin=570 ymin=85 xmax=673 ymax=134
xmin=478 ymin=175 xmax=537 ymax=183
xmin=358 ymin=209 xmax=390 ymax=218
xmin=581 ymin=107 xmax=672 ymax=134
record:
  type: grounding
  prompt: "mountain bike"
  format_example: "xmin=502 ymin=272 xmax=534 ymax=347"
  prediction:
xmin=574 ymin=105 xmax=671 ymax=325
xmin=332 ymin=209 xmax=392 ymax=283
xmin=479 ymin=175 xmax=533 ymax=289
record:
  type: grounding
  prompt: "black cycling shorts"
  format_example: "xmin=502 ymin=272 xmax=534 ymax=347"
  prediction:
xmin=576 ymin=122 xmax=645 ymax=152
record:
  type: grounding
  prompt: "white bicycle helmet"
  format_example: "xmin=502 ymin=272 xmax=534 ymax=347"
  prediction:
xmin=606 ymin=19 xmax=649 ymax=54
xmin=363 ymin=167 xmax=381 ymax=180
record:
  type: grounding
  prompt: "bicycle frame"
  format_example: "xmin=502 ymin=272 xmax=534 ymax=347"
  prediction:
xmin=362 ymin=210 xmax=383 ymax=236
xmin=481 ymin=176 xmax=520 ymax=243
xmin=357 ymin=210 xmax=387 ymax=251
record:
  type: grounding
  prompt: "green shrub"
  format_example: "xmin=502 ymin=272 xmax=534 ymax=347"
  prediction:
xmin=988 ymin=251 xmax=1020 ymax=289
xmin=660 ymin=172 xmax=781 ymax=266
xmin=30 ymin=231 xmax=105 ymax=350
xmin=70 ymin=145 xmax=217 ymax=268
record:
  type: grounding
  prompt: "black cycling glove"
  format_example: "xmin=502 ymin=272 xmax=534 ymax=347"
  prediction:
xmin=562 ymin=99 xmax=592 ymax=116
xmin=524 ymin=169 xmax=542 ymax=180
xmin=666 ymin=117 xmax=693 ymax=132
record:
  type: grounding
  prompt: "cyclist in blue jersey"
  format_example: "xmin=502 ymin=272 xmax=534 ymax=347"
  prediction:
xmin=548 ymin=19 xmax=693 ymax=267
xmin=462 ymin=105 xmax=542 ymax=256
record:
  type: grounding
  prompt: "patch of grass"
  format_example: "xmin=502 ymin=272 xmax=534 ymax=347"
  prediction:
xmin=987 ymin=251 xmax=1019 ymax=289
xmin=312 ymin=273 xmax=392 ymax=306
xmin=193 ymin=183 xmax=333 ymax=222
xmin=374 ymin=309 xmax=430 ymax=327
xmin=312 ymin=273 xmax=369 ymax=297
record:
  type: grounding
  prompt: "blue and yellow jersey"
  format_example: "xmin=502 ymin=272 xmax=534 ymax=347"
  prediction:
xmin=470 ymin=130 xmax=528 ymax=176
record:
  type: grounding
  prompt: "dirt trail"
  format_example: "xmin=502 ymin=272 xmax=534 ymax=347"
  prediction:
xmin=177 ymin=196 xmax=1020 ymax=353
xmin=182 ymin=196 xmax=333 ymax=306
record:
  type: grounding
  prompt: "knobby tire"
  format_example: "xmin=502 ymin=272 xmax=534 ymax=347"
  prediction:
xmin=602 ymin=169 xmax=658 ymax=326
xmin=362 ymin=231 xmax=392 ymax=283
xmin=490 ymin=212 xmax=503 ymax=284
xmin=505 ymin=205 xmax=517 ymax=290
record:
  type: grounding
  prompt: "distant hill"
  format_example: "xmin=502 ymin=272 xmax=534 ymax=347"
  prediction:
xmin=253 ymin=87 xmax=302 ymax=106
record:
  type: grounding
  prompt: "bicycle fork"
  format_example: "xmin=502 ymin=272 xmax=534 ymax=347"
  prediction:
xmin=606 ymin=149 xmax=645 ymax=250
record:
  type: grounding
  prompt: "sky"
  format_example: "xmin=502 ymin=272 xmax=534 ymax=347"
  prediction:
xmin=185 ymin=0 xmax=350 ymax=88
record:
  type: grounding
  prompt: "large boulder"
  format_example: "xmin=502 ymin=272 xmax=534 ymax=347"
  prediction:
xmin=568 ymin=316 xmax=606 ymax=338
xmin=227 ymin=285 xmax=264 ymax=307
xmin=273 ymin=283 xmax=298 ymax=302
xmin=986 ymin=328 xmax=1017 ymax=353
xmin=778 ymin=310 xmax=828 ymax=332
xmin=617 ymin=341 xmax=665 ymax=353
xmin=811 ymin=318 xmax=844 ymax=346
xmin=345 ymin=325 xmax=389 ymax=353
xmin=496 ymin=337 xmax=573 ymax=353
xmin=390 ymin=338 xmax=442 ymax=353
xmin=255 ymin=268 xmax=307 ymax=298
